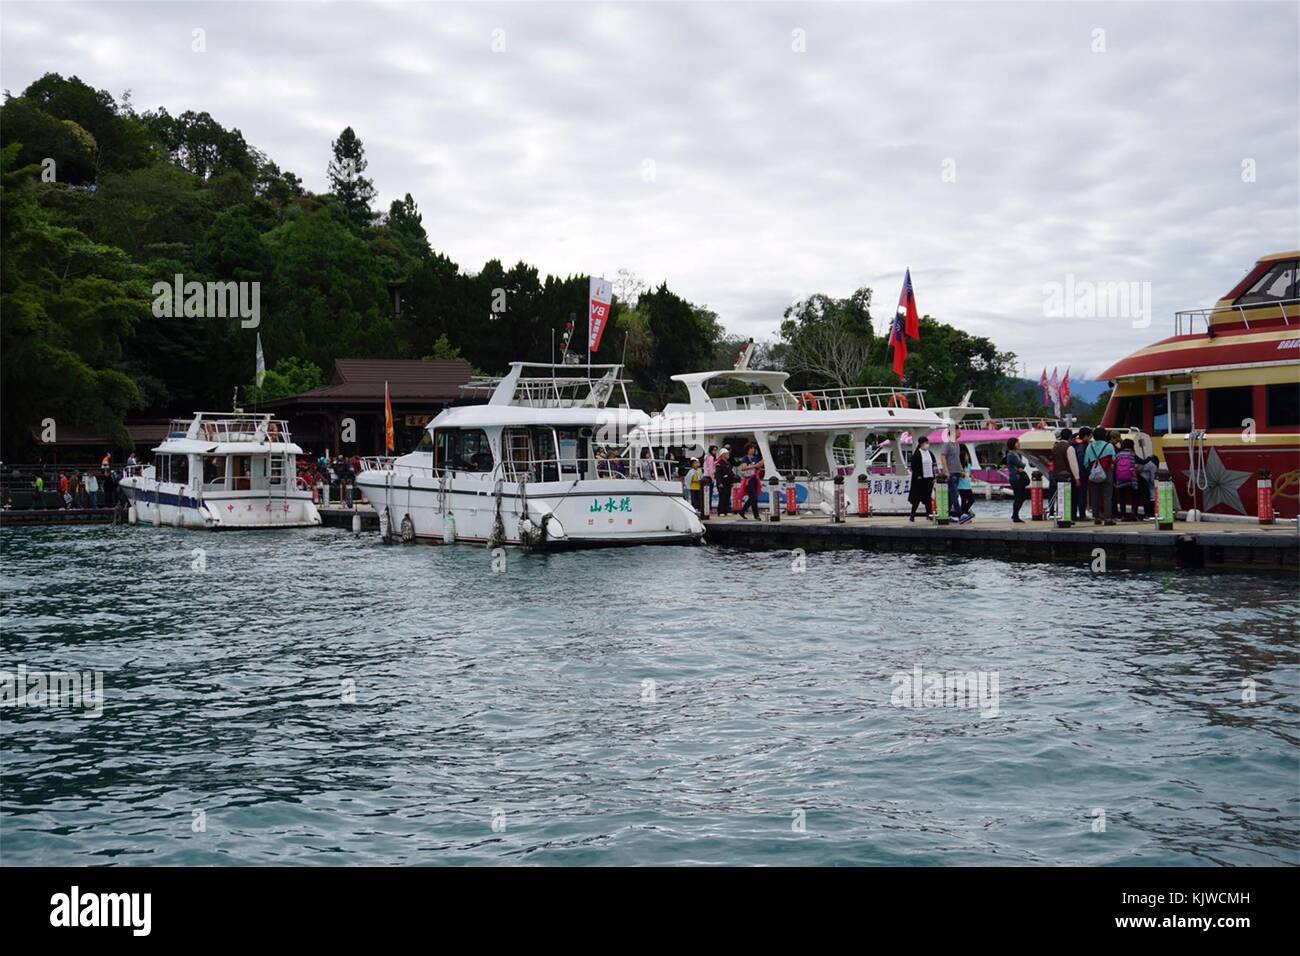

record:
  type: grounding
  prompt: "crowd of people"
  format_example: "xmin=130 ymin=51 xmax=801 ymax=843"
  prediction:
xmin=3 ymin=451 xmax=130 ymax=510
xmin=908 ymin=426 xmax=1159 ymax=525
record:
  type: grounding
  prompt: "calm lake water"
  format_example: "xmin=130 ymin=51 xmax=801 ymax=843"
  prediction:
xmin=1 ymin=524 xmax=1297 ymax=866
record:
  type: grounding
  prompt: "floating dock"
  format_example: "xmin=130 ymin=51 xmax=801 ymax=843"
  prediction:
xmin=701 ymin=513 xmax=1298 ymax=573
xmin=8 ymin=505 xmax=1295 ymax=573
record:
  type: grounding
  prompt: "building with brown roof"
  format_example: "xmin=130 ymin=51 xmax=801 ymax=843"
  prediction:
xmin=257 ymin=359 xmax=474 ymax=456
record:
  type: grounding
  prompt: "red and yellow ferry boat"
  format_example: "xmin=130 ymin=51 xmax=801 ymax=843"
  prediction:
xmin=1096 ymin=250 xmax=1300 ymax=520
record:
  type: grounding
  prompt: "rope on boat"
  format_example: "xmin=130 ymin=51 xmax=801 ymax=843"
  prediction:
xmin=488 ymin=478 xmax=506 ymax=549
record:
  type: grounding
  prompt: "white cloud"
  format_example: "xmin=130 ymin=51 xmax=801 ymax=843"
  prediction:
xmin=2 ymin=0 xmax=1296 ymax=381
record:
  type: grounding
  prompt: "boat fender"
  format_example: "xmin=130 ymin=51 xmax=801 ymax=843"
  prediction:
xmin=152 ymin=505 xmax=162 ymax=527
xmin=400 ymin=513 xmax=415 ymax=543
xmin=379 ymin=506 xmax=392 ymax=543
xmin=443 ymin=513 xmax=456 ymax=545
xmin=353 ymin=513 xmax=363 ymax=534
xmin=127 ymin=503 xmax=137 ymax=525
xmin=172 ymin=507 xmax=183 ymax=528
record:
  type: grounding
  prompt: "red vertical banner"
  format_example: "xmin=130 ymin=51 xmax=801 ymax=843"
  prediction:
xmin=384 ymin=381 xmax=395 ymax=453
xmin=588 ymin=276 xmax=612 ymax=353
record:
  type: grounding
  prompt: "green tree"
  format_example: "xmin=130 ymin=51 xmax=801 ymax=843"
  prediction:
xmin=327 ymin=127 xmax=376 ymax=229
xmin=245 ymin=356 xmax=325 ymax=403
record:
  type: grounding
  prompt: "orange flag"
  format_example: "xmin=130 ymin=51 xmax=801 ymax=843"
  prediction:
xmin=384 ymin=381 xmax=395 ymax=453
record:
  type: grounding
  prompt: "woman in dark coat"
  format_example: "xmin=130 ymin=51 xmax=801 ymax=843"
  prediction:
xmin=908 ymin=436 xmax=937 ymax=521
xmin=714 ymin=448 xmax=736 ymax=515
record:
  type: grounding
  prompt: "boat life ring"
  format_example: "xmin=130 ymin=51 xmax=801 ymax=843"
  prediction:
xmin=887 ymin=392 xmax=910 ymax=409
xmin=803 ymin=392 xmax=819 ymax=410
xmin=1036 ymin=420 xmax=1048 ymax=430
xmin=988 ymin=419 xmax=1000 ymax=429
xmin=267 ymin=421 xmax=281 ymax=440
xmin=202 ymin=423 xmax=215 ymax=441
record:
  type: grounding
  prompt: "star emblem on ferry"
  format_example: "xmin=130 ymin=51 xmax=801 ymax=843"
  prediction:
xmin=1198 ymin=448 xmax=1251 ymax=515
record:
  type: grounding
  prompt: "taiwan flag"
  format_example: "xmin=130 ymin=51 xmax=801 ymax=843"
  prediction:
xmin=384 ymin=381 xmax=395 ymax=453
xmin=889 ymin=310 xmax=909 ymax=380
xmin=898 ymin=269 xmax=920 ymax=339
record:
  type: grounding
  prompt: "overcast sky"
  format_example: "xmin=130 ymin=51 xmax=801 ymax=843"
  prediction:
xmin=3 ymin=1 xmax=1297 ymax=378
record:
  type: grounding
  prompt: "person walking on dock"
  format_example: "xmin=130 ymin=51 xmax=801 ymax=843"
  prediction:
xmin=715 ymin=449 xmax=735 ymax=515
xmin=738 ymin=443 xmax=763 ymax=519
xmin=702 ymin=445 xmax=717 ymax=512
xmin=957 ymin=445 xmax=975 ymax=523
xmin=85 ymin=471 xmax=99 ymax=509
xmin=942 ymin=425 xmax=963 ymax=520
xmin=1004 ymin=438 xmax=1030 ymax=523
xmin=1083 ymin=427 xmax=1117 ymax=525
xmin=1139 ymin=453 xmax=1159 ymax=520
xmin=908 ymin=436 xmax=937 ymax=521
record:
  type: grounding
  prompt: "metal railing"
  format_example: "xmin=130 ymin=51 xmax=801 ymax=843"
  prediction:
xmin=1174 ymin=296 xmax=1297 ymax=335
xmin=460 ymin=373 xmax=631 ymax=409
xmin=170 ymin=413 xmax=294 ymax=444
xmin=709 ymin=386 xmax=927 ymax=412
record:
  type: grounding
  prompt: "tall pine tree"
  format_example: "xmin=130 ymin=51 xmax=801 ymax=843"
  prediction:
xmin=327 ymin=126 xmax=376 ymax=229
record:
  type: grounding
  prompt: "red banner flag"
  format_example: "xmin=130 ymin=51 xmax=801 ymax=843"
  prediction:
xmin=1060 ymin=368 xmax=1072 ymax=408
xmin=889 ymin=310 xmax=909 ymax=380
xmin=1039 ymin=368 xmax=1051 ymax=407
xmin=384 ymin=380 xmax=395 ymax=453
xmin=898 ymin=268 xmax=920 ymax=340
xmin=588 ymin=277 xmax=612 ymax=353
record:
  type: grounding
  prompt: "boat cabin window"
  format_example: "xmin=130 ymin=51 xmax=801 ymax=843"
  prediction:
xmin=1235 ymin=259 xmax=1298 ymax=305
xmin=1113 ymin=396 xmax=1144 ymax=429
xmin=203 ymin=456 xmax=225 ymax=486
xmin=1266 ymin=383 xmax=1300 ymax=427
xmin=414 ymin=431 xmax=434 ymax=454
xmin=434 ymin=428 xmax=494 ymax=473
xmin=1206 ymin=386 xmax=1254 ymax=431
xmin=230 ymin=455 xmax=252 ymax=490
xmin=1166 ymin=387 xmax=1192 ymax=433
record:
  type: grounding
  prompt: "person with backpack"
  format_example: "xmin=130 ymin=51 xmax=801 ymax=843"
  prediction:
xmin=1004 ymin=437 xmax=1030 ymax=523
xmin=1083 ymin=427 xmax=1117 ymax=525
xmin=1139 ymin=453 xmax=1159 ymax=519
xmin=1112 ymin=439 xmax=1141 ymax=521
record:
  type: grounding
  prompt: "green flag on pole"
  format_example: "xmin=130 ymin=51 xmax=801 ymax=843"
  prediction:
xmin=255 ymin=332 xmax=266 ymax=388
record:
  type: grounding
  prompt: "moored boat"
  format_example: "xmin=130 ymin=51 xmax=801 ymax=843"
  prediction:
xmin=117 ymin=412 xmax=322 ymax=529
xmin=355 ymin=362 xmax=705 ymax=547
xmin=1095 ymin=250 xmax=1300 ymax=520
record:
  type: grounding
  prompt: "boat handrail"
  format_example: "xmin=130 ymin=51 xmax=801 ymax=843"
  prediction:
xmin=169 ymin=413 xmax=294 ymax=444
xmin=707 ymin=386 xmax=927 ymax=412
xmin=460 ymin=369 xmax=632 ymax=409
xmin=1174 ymin=296 xmax=1298 ymax=335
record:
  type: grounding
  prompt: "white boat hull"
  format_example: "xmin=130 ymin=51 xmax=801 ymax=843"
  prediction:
xmin=118 ymin=479 xmax=321 ymax=529
xmin=357 ymin=471 xmax=704 ymax=547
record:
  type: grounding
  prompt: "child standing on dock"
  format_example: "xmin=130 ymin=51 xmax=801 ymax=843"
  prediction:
xmin=686 ymin=458 xmax=704 ymax=517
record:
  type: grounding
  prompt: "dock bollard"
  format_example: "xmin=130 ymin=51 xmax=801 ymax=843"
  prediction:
xmin=832 ymin=474 xmax=845 ymax=523
xmin=352 ymin=513 xmax=362 ymax=534
xmin=1156 ymin=466 xmax=1175 ymax=531
xmin=785 ymin=481 xmax=797 ymax=516
xmin=732 ymin=483 xmax=743 ymax=514
xmin=857 ymin=473 xmax=870 ymax=518
xmin=1257 ymin=469 xmax=1274 ymax=524
xmin=701 ymin=479 xmax=711 ymax=519
xmin=1056 ymin=481 xmax=1073 ymax=528
xmin=935 ymin=480 xmax=950 ymax=526
xmin=1030 ymin=471 xmax=1045 ymax=521
xmin=768 ymin=476 xmax=780 ymax=522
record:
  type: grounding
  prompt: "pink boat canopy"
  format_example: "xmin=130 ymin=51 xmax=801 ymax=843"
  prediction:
xmin=925 ymin=427 xmax=1031 ymax=444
